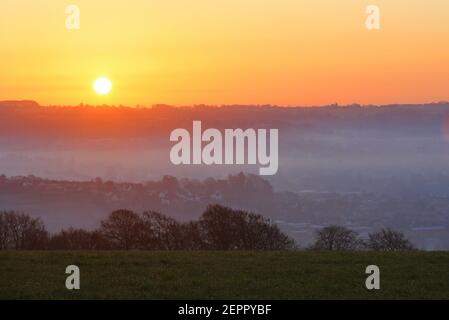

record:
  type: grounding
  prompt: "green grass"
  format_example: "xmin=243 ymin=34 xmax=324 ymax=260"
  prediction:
xmin=0 ymin=251 xmax=448 ymax=299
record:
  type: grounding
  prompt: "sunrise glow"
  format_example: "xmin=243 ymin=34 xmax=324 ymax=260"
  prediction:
xmin=0 ymin=0 xmax=448 ymax=105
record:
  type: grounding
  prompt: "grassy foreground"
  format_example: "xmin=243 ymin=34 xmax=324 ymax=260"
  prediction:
xmin=0 ymin=251 xmax=448 ymax=299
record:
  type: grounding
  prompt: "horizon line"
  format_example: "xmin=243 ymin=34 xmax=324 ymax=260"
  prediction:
xmin=1 ymin=99 xmax=449 ymax=109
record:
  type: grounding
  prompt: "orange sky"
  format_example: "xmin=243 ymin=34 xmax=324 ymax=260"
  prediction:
xmin=1 ymin=0 xmax=449 ymax=106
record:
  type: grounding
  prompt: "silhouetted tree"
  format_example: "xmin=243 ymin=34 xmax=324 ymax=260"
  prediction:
xmin=1 ymin=206 xmax=298 ymax=251
xmin=367 ymin=228 xmax=415 ymax=251
xmin=140 ymin=211 xmax=183 ymax=250
xmin=242 ymin=213 xmax=295 ymax=250
xmin=49 ymin=228 xmax=110 ymax=250
xmin=0 ymin=212 xmax=9 ymax=249
xmin=199 ymin=204 xmax=295 ymax=250
xmin=179 ymin=221 xmax=205 ymax=250
xmin=311 ymin=225 xmax=361 ymax=251
xmin=100 ymin=209 xmax=143 ymax=250
xmin=0 ymin=211 xmax=48 ymax=250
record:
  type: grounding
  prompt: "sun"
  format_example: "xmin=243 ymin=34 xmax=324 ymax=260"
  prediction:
xmin=93 ymin=77 xmax=112 ymax=95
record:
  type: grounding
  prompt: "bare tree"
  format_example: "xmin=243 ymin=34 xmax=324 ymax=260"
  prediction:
xmin=49 ymin=228 xmax=109 ymax=250
xmin=2 ymin=206 xmax=297 ymax=251
xmin=0 ymin=212 xmax=10 ymax=249
xmin=100 ymin=209 xmax=143 ymax=250
xmin=140 ymin=211 xmax=183 ymax=250
xmin=199 ymin=205 xmax=239 ymax=250
xmin=367 ymin=228 xmax=415 ymax=251
xmin=199 ymin=204 xmax=295 ymax=250
xmin=179 ymin=221 xmax=205 ymax=250
xmin=0 ymin=211 xmax=48 ymax=250
xmin=311 ymin=225 xmax=362 ymax=251
xmin=237 ymin=211 xmax=295 ymax=250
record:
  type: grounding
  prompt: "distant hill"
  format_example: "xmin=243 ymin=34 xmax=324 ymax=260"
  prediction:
xmin=0 ymin=100 xmax=40 ymax=108
xmin=0 ymin=101 xmax=448 ymax=139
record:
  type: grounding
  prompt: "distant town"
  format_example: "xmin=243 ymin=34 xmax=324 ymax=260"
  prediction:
xmin=1 ymin=173 xmax=447 ymax=250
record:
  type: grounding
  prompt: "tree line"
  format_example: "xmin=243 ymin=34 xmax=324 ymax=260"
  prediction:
xmin=0 ymin=205 xmax=415 ymax=251
xmin=0 ymin=205 xmax=294 ymax=250
xmin=311 ymin=225 xmax=415 ymax=251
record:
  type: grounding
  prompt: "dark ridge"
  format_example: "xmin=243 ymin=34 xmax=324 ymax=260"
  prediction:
xmin=0 ymin=100 xmax=40 ymax=108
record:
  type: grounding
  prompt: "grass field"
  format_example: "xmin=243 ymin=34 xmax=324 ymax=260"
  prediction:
xmin=0 ymin=251 xmax=448 ymax=299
